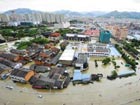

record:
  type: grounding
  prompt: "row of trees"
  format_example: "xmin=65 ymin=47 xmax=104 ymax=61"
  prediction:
xmin=130 ymin=39 xmax=140 ymax=48
xmin=115 ymin=44 xmax=137 ymax=70
xmin=123 ymin=41 xmax=139 ymax=55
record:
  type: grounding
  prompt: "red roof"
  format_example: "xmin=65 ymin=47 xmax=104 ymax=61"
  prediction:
xmin=50 ymin=33 xmax=60 ymax=37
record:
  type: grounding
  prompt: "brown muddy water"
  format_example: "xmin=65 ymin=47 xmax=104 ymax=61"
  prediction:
xmin=0 ymin=58 xmax=140 ymax=105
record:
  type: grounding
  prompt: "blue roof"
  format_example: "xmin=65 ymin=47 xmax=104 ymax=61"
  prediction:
xmin=110 ymin=46 xmax=121 ymax=57
xmin=73 ymin=70 xmax=91 ymax=81
xmin=118 ymin=70 xmax=135 ymax=77
xmin=82 ymin=74 xmax=91 ymax=81
xmin=73 ymin=70 xmax=82 ymax=81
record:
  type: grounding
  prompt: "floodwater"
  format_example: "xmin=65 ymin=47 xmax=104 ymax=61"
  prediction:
xmin=0 ymin=57 xmax=140 ymax=105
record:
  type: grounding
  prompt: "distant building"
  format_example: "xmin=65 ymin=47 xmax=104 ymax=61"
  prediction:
xmin=106 ymin=25 xmax=128 ymax=40
xmin=49 ymin=32 xmax=61 ymax=42
xmin=20 ymin=22 xmax=34 ymax=26
xmin=134 ymin=34 xmax=140 ymax=41
xmin=0 ymin=14 xmax=10 ymax=22
xmin=99 ymin=30 xmax=111 ymax=43
xmin=0 ymin=12 xmax=66 ymax=25
xmin=54 ymin=22 xmax=70 ymax=29
xmin=65 ymin=34 xmax=91 ymax=42
xmin=84 ymin=29 xmax=100 ymax=37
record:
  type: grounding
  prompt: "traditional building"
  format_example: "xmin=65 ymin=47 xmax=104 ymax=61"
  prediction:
xmin=10 ymin=68 xmax=35 ymax=83
xmin=32 ymin=67 xmax=70 ymax=89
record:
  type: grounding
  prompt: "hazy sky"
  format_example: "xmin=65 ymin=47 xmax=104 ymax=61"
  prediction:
xmin=0 ymin=0 xmax=140 ymax=12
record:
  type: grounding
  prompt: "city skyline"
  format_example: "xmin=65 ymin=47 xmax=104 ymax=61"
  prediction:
xmin=0 ymin=0 xmax=140 ymax=12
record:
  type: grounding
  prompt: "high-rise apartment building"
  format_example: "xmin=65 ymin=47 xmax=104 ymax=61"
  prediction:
xmin=0 ymin=14 xmax=10 ymax=22
xmin=0 ymin=12 xmax=65 ymax=24
xmin=99 ymin=30 xmax=111 ymax=43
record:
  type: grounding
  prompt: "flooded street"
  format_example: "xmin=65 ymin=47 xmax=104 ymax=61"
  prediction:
xmin=0 ymin=57 xmax=140 ymax=105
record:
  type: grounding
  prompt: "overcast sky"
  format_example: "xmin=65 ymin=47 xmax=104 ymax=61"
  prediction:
xmin=0 ymin=0 xmax=140 ymax=12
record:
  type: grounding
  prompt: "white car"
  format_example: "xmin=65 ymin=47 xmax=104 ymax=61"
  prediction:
xmin=5 ymin=85 xmax=13 ymax=90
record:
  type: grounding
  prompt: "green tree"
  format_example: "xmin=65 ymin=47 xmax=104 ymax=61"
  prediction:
xmin=1 ymin=29 xmax=13 ymax=41
xmin=102 ymin=57 xmax=111 ymax=65
xmin=111 ymin=70 xmax=118 ymax=77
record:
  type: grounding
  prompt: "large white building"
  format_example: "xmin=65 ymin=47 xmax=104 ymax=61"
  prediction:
xmin=54 ymin=22 xmax=70 ymax=29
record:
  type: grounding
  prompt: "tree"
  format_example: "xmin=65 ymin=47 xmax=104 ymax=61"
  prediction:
xmin=111 ymin=70 xmax=118 ymax=77
xmin=1 ymin=29 xmax=13 ymax=41
xmin=102 ymin=57 xmax=111 ymax=65
xmin=115 ymin=66 xmax=120 ymax=69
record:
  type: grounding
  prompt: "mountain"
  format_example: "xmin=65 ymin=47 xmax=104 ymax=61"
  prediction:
xmin=4 ymin=8 xmax=42 ymax=14
xmin=4 ymin=8 xmax=140 ymax=19
xmin=3 ymin=8 xmax=106 ymax=17
xmin=53 ymin=10 xmax=107 ymax=17
xmin=100 ymin=10 xmax=140 ymax=19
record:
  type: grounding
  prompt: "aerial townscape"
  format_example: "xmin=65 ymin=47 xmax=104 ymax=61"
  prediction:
xmin=1 ymin=0 xmax=140 ymax=105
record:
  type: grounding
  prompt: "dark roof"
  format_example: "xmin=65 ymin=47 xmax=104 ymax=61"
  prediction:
xmin=30 ymin=64 xmax=50 ymax=73
xmin=0 ymin=63 xmax=11 ymax=71
xmin=33 ymin=77 xmax=55 ymax=88
xmin=10 ymin=49 xmax=26 ymax=55
xmin=45 ymin=50 xmax=52 ymax=55
xmin=42 ymin=32 xmax=52 ymax=37
xmin=0 ymin=57 xmax=16 ymax=68
xmin=29 ymin=76 xmax=39 ymax=85
xmin=10 ymin=68 xmax=30 ymax=77
xmin=10 ymin=69 xmax=28 ymax=78
xmin=51 ymin=53 xmax=61 ymax=65
xmin=48 ymin=67 xmax=65 ymax=78
xmin=0 ymin=53 xmax=17 ymax=61
xmin=60 ymin=41 xmax=69 ymax=47
xmin=0 ymin=63 xmax=11 ymax=73
xmin=33 ymin=79 xmax=47 ymax=87
xmin=54 ymin=80 xmax=63 ymax=88
xmin=52 ymin=73 xmax=60 ymax=80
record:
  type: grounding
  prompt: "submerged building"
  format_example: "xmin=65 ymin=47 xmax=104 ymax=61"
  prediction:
xmin=75 ymin=53 xmax=88 ymax=71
